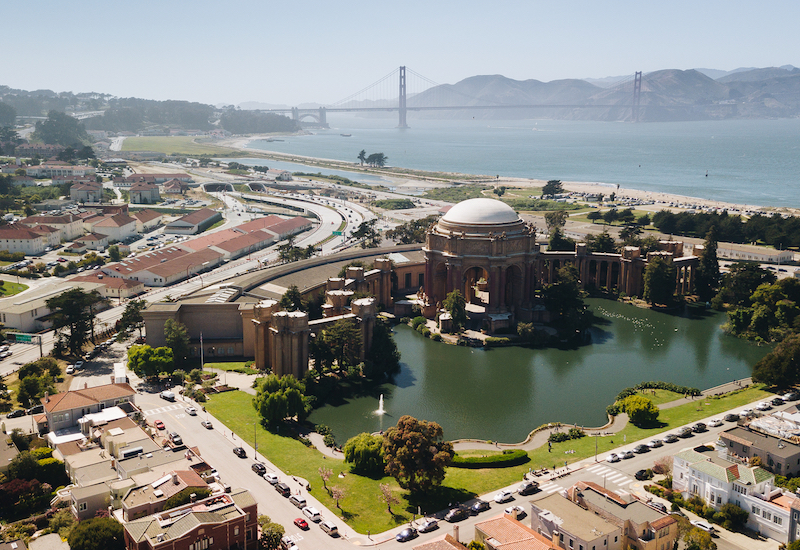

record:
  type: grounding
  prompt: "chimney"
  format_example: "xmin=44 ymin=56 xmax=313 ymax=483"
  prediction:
xmin=45 ymin=391 xmax=49 ymax=403
xmin=452 ymin=525 xmax=459 ymax=542
xmin=84 ymin=382 xmax=88 ymax=389
xmin=172 ymin=473 xmax=179 ymax=485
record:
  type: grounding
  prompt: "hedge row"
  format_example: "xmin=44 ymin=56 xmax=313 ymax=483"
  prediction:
xmin=451 ymin=449 xmax=529 ymax=469
xmin=615 ymin=381 xmax=700 ymax=402
xmin=484 ymin=337 xmax=512 ymax=348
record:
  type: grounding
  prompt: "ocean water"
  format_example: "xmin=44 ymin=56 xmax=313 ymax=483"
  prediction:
xmin=246 ymin=115 xmax=800 ymax=208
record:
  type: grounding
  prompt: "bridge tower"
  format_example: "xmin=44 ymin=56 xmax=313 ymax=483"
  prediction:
xmin=398 ymin=66 xmax=408 ymax=129
xmin=318 ymin=107 xmax=327 ymax=127
xmin=632 ymin=71 xmax=642 ymax=122
xmin=291 ymin=107 xmax=299 ymax=121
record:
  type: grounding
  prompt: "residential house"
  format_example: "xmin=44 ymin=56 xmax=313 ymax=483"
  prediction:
xmin=266 ymin=169 xmax=292 ymax=181
xmin=130 ymin=182 xmax=161 ymax=205
xmin=530 ymin=492 xmax=623 ymax=550
xmin=75 ymin=232 xmax=109 ymax=251
xmin=20 ymin=213 xmax=84 ymax=240
xmin=73 ymin=273 xmax=145 ymax=300
xmin=25 ymin=163 xmax=95 ymax=178
xmin=164 ymin=209 xmax=222 ymax=235
xmin=15 ymin=143 xmax=65 ymax=158
xmin=0 ymin=439 xmax=21 ymax=476
xmin=123 ymin=489 xmax=258 ymax=550
xmin=474 ymin=514 xmax=556 ymax=550
xmin=42 ymin=382 xmax=137 ymax=432
xmin=122 ymin=470 xmax=209 ymax=521
xmin=70 ymin=181 xmax=104 ymax=203
xmin=162 ymin=178 xmax=188 ymax=194
xmin=412 ymin=535 xmax=469 ymax=550
xmin=673 ymin=445 xmax=798 ymax=542
xmin=719 ymin=425 xmax=800 ymax=476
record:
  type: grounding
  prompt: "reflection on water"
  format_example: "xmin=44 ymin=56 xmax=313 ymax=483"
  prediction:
xmin=307 ymin=299 xmax=768 ymax=443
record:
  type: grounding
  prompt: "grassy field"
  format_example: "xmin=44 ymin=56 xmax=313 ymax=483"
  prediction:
xmin=204 ymin=384 xmax=772 ymax=533
xmin=0 ymin=281 xmax=28 ymax=297
xmin=121 ymin=136 xmax=241 ymax=156
xmin=204 ymin=362 xmax=259 ymax=375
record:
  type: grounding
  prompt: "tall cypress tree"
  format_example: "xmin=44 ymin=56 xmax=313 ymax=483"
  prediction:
xmin=695 ymin=227 xmax=721 ymax=302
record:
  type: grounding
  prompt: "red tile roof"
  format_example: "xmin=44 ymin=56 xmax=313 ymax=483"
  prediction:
xmin=43 ymin=383 xmax=136 ymax=413
xmin=180 ymin=229 xmax=242 ymax=252
xmin=0 ymin=226 xmax=46 ymax=240
xmin=132 ymin=209 xmax=162 ymax=223
xmin=94 ymin=213 xmax=136 ymax=228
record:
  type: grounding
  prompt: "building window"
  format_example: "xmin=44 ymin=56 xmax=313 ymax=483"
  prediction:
xmin=235 ymin=527 xmax=239 ymax=536
xmin=418 ymin=273 xmax=424 ymax=287
xmin=569 ymin=539 xmax=574 ymax=549
xmin=78 ymin=502 xmax=87 ymax=511
xmin=763 ymin=511 xmax=771 ymax=521
xmin=228 ymin=346 xmax=234 ymax=355
xmin=775 ymin=516 xmax=783 ymax=525
xmin=405 ymin=273 xmax=412 ymax=288
xmin=247 ymin=529 xmax=252 ymax=540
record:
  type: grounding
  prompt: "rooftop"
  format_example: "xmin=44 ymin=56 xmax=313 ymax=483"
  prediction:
xmin=442 ymin=198 xmax=520 ymax=225
xmin=531 ymin=493 xmax=617 ymax=542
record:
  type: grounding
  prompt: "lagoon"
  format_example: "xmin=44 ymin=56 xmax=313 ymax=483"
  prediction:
xmin=307 ymin=299 xmax=768 ymax=443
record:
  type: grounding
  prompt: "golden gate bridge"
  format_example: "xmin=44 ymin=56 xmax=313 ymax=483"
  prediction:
xmin=257 ymin=67 xmax=645 ymax=128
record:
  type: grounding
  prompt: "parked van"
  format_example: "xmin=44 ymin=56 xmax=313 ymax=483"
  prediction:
xmin=289 ymin=495 xmax=306 ymax=509
xmin=302 ymin=506 xmax=321 ymax=522
xmin=320 ymin=520 xmax=338 ymax=536
xmin=274 ymin=482 xmax=291 ymax=497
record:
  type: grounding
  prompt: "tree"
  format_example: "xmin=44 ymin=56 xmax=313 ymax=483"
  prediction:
xmin=343 ymin=432 xmax=385 ymax=475
xmin=379 ymin=483 xmax=399 ymax=515
xmin=33 ymin=110 xmax=90 ymax=147
xmin=319 ymin=467 xmax=333 ymax=493
xmin=164 ymin=319 xmax=190 ymax=370
xmin=467 ymin=542 xmax=487 ymax=550
xmin=0 ymin=102 xmax=16 ymax=127
xmin=719 ymin=502 xmax=748 ymax=530
xmin=587 ymin=210 xmax=603 ymax=223
xmin=119 ymin=298 xmax=146 ymax=337
xmin=67 ymin=517 xmax=124 ymax=550
xmin=603 ymin=209 xmax=619 ymax=225
xmin=366 ymin=152 xmax=388 ymax=167
xmin=752 ymin=333 xmax=800 ymax=387
xmin=108 ymin=244 xmax=121 ymax=261
xmin=8 ymin=451 xmax=40 ymax=481
xmin=544 ymin=210 xmax=568 ymax=233
xmin=319 ymin=319 xmax=362 ymax=372
xmin=259 ymin=518 xmax=285 ymax=550
xmin=541 ymin=180 xmax=564 ymax=196
xmin=280 ymin=285 xmax=305 ymax=312
xmin=492 ymin=186 xmax=506 ymax=197
xmin=330 ymin=485 xmax=346 ymax=510
xmin=352 ymin=219 xmax=382 ymax=248
xmin=684 ymin=527 xmax=716 ymax=550
xmin=548 ymin=228 xmax=576 ymax=251
xmin=720 ymin=262 xmax=776 ymax=306
xmin=127 ymin=345 xmax=174 ymax=379
xmin=621 ymin=395 xmax=659 ymax=426
xmin=619 ymin=224 xmax=643 ymax=246
xmin=443 ymin=289 xmax=467 ymax=332
xmin=357 ymin=150 xmax=367 ymax=166
xmin=585 ymin=230 xmax=617 ymax=253
xmin=382 ymin=415 xmax=454 ymax=494
xmin=46 ymin=288 xmax=104 ymax=355
xmin=695 ymin=227 xmax=721 ymax=302
xmin=365 ymin=318 xmax=401 ymax=379
xmin=253 ymin=374 xmax=308 ymax=427
xmin=617 ymin=208 xmax=635 ymax=225
xmin=643 ymin=256 xmax=676 ymax=306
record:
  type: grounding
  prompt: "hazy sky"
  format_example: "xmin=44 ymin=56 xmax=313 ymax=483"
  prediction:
xmin=6 ymin=0 xmax=798 ymax=106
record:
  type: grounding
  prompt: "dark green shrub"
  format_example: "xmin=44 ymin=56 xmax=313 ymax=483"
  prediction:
xmin=431 ymin=333 xmax=443 ymax=342
xmin=451 ymin=449 xmax=528 ymax=468
xmin=484 ymin=337 xmax=511 ymax=348
xmin=411 ymin=316 xmax=427 ymax=329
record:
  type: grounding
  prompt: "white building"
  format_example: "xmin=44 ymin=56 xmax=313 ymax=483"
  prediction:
xmin=92 ymin=213 xmax=138 ymax=242
xmin=706 ymin=242 xmax=795 ymax=264
xmin=673 ymin=446 xmax=798 ymax=542
xmin=0 ymin=226 xmax=47 ymax=255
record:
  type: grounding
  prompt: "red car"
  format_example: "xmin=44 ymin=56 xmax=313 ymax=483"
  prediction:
xmin=293 ymin=518 xmax=309 ymax=530
xmin=154 ymin=420 xmax=165 ymax=430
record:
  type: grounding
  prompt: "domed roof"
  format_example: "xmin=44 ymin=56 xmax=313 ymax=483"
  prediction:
xmin=441 ymin=198 xmax=520 ymax=225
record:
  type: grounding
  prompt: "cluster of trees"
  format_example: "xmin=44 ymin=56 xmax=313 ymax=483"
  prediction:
xmin=357 ymin=150 xmax=388 ymax=167
xmin=352 ymin=219 xmax=382 ymax=248
xmin=252 ymin=374 xmax=308 ymax=427
xmin=47 ymin=288 xmax=106 ymax=356
xmin=32 ymin=110 xmax=90 ymax=147
xmin=542 ymin=265 xmax=592 ymax=338
xmin=0 ymin=436 xmax=69 ymax=519
xmin=724 ymin=273 xmax=800 ymax=342
xmin=219 ymin=110 xmax=298 ymax=134
xmin=374 ymin=198 xmax=414 ymax=210
xmin=85 ymin=98 xmax=216 ymax=132
xmin=0 ymin=101 xmax=15 ymax=126
xmin=342 ymin=415 xmax=454 ymax=496
xmin=541 ymin=180 xmax=564 ymax=196
xmin=385 ymin=215 xmax=437 ymax=244
xmin=126 ymin=319 xmax=191 ymax=377
xmin=0 ymin=86 xmax=108 ymax=117
xmin=15 ymin=358 xmax=60 ymax=408
xmin=277 ymin=237 xmax=318 ymax=263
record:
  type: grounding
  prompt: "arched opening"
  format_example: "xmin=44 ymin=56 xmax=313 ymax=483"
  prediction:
xmin=505 ymin=265 xmax=523 ymax=309
xmin=433 ymin=262 xmax=448 ymax=307
xmin=463 ymin=266 xmax=489 ymax=307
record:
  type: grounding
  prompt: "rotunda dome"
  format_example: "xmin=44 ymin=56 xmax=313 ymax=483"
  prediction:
xmin=441 ymin=198 xmax=520 ymax=225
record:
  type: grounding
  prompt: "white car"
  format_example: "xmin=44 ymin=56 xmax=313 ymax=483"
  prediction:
xmin=740 ymin=408 xmax=754 ymax=417
xmin=504 ymin=505 xmax=525 ymax=518
xmin=185 ymin=406 xmax=197 ymax=416
xmin=708 ymin=418 xmax=723 ymax=427
xmin=648 ymin=439 xmax=663 ymax=448
xmin=494 ymin=490 xmax=513 ymax=503
xmin=606 ymin=453 xmax=620 ymax=463
xmin=418 ymin=518 xmax=438 ymax=533
xmin=65 ymin=365 xmax=75 ymax=375
xmin=756 ymin=402 xmax=771 ymax=411
xmin=263 ymin=473 xmax=279 ymax=485
xmin=691 ymin=520 xmax=716 ymax=534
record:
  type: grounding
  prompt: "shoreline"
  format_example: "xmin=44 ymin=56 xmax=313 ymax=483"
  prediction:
xmin=216 ymin=134 xmax=799 ymax=217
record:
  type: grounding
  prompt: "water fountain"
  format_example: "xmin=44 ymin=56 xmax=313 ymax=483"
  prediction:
xmin=376 ymin=394 xmax=385 ymax=415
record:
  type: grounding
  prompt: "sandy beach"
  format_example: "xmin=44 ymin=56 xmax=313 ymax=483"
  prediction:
xmin=218 ymin=135 xmax=797 ymax=217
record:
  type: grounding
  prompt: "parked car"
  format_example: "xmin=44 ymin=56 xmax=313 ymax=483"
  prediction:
xmin=648 ymin=439 xmax=663 ymax=448
xmin=74 ymin=360 xmax=84 ymax=369
xmin=504 ymin=505 xmax=525 ymax=518
xmin=26 ymin=404 xmax=44 ymax=415
xmin=293 ymin=518 xmax=309 ymax=530
xmin=772 ymin=397 xmax=786 ymax=406
xmin=739 ymin=408 xmax=754 ymax=417
xmin=65 ymin=365 xmax=75 ymax=374
xmin=275 ymin=482 xmax=291 ymax=497
xmin=708 ymin=418 xmax=722 ymax=427
xmin=691 ymin=520 xmax=717 ymax=535
xmin=633 ymin=444 xmax=650 ymax=454
xmin=168 ymin=432 xmax=182 ymax=445
xmin=723 ymin=413 xmax=740 ymax=422
xmin=396 ymin=527 xmax=417 ymax=542
xmin=606 ymin=453 xmax=620 ymax=463
xmin=783 ymin=391 xmax=800 ymax=401
xmin=6 ymin=409 xmax=25 ymax=418
xmin=418 ymin=519 xmax=438 ymax=533
xmin=494 ymin=490 xmax=513 ymax=503
xmin=252 ymin=463 xmax=266 ymax=475
xmin=445 ymin=507 xmax=469 ymax=522
xmin=635 ymin=469 xmax=649 ymax=480
xmin=692 ymin=422 xmax=707 ymax=433
xmin=471 ymin=500 xmax=490 ymax=514
xmin=678 ymin=427 xmax=694 ymax=438
xmin=201 ymin=420 xmax=213 ymax=429
xmin=649 ymin=502 xmax=668 ymax=513
xmin=620 ymin=450 xmax=635 ymax=459
xmin=154 ymin=419 xmax=165 ymax=430
xmin=663 ymin=433 xmax=679 ymax=443
xmin=517 ymin=480 xmax=539 ymax=495
xmin=395 ymin=527 xmax=417 ymax=542
xmin=159 ymin=390 xmax=175 ymax=401
xmin=756 ymin=401 xmax=771 ymax=411
xmin=264 ymin=473 xmax=279 ymax=485
xmin=233 ymin=447 xmax=246 ymax=458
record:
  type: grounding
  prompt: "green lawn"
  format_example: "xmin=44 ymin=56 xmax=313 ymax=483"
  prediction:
xmin=121 ymin=136 xmax=241 ymax=156
xmin=204 ymin=384 xmax=772 ymax=534
xmin=204 ymin=362 xmax=259 ymax=375
xmin=0 ymin=280 xmax=28 ymax=297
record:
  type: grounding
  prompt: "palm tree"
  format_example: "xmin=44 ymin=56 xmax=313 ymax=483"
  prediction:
xmin=357 ymin=150 xmax=367 ymax=166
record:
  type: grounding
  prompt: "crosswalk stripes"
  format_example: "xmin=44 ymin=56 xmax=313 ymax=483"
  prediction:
xmin=538 ymin=482 xmax=565 ymax=494
xmin=584 ymin=464 xmax=633 ymax=488
xmin=142 ymin=404 xmax=184 ymax=417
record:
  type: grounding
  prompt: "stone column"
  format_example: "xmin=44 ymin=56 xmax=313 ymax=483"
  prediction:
xmin=252 ymin=299 xmax=279 ymax=371
xmin=352 ymin=297 xmax=377 ymax=360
